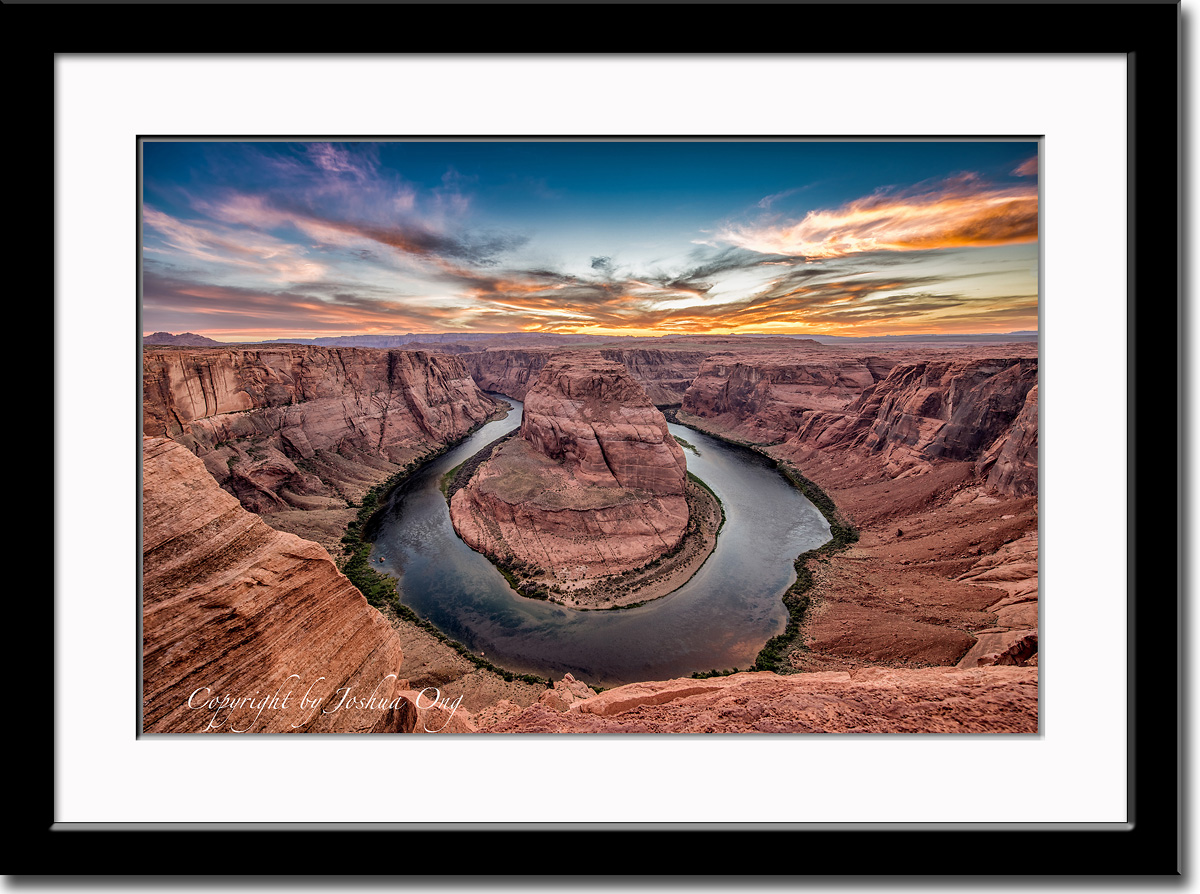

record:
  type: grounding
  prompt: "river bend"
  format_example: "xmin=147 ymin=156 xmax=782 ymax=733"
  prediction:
xmin=371 ymin=396 xmax=830 ymax=688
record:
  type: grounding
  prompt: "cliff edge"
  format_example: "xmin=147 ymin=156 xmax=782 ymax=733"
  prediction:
xmin=450 ymin=356 xmax=711 ymax=604
xmin=142 ymin=436 xmax=415 ymax=733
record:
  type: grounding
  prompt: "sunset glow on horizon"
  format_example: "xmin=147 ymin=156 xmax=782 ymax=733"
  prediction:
xmin=141 ymin=141 xmax=1039 ymax=342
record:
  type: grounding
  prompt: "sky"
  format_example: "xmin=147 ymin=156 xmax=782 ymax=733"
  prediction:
xmin=140 ymin=140 xmax=1039 ymax=341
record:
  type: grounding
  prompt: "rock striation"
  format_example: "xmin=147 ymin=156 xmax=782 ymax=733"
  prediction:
xmin=483 ymin=667 xmax=1038 ymax=733
xmin=976 ymin=384 xmax=1039 ymax=497
xmin=519 ymin=357 xmax=688 ymax=494
xmin=676 ymin=348 xmax=1039 ymax=677
xmin=142 ymin=436 xmax=414 ymax=733
xmin=803 ymin=359 xmax=1036 ymax=474
xmin=464 ymin=347 xmax=712 ymax=406
xmin=684 ymin=355 xmax=1038 ymax=498
xmin=461 ymin=349 xmax=554 ymax=401
xmin=143 ymin=345 xmax=504 ymax=517
xmin=954 ymin=530 xmax=1039 ymax=667
xmin=450 ymin=356 xmax=690 ymax=584
xmin=682 ymin=353 xmax=896 ymax=443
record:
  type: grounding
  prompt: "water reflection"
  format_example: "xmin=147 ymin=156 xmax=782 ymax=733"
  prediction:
xmin=372 ymin=395 xmax=830 ymax=688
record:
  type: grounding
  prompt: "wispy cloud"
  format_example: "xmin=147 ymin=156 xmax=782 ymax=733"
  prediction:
xmin=1012 ymin=156 xmax=1038 ymax=177
xmin=189 ymin=191 xmax=527 ymax=274
xmin=756 ymin=183 xmax=814 ymax=210
xmin=355 ymin=247 xmax=1033 ymax=336
xmin=719 ymin=174 xmax=1038 ymax=259
xmin=142 ymin=206 xmax=329 ymax=282
xmin=142 ymin=268 xmax=467 ymax=338
xmin=306 ymin=142 xmax=379 ymax=179
xmin=141 ymin=143 xmax=1040 ymax=339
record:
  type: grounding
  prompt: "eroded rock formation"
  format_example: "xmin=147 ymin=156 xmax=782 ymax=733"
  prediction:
xmin=684 ymin=355 xmax=1038 ymax=498
xmin=142 ymin=437 xmax=413 ymax=733
xmin=142 ymin=338 xmax=1041 ymax=733
xmin=976 ymin=384 xmax=1039 ymax=497
xmin=464 ymin=347 xmax=712 ymax=406
xmin=682 ymin=353 xmax=896 ymax=442
xmin=676 ymin=348 xmax=1039 ymax=675
xmin=450 ymin=355 xmax=691 ymax=584
xmin=481 ymin=667 xmax=1038 ymax=733
xmin=954 ymin=530 xmax=1039 ymax=667
xmin=143 ymin=345 xmax=505 ymax=549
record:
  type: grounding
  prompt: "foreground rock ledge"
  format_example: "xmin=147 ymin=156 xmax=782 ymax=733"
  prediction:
xmin=142 ymin=436 xmax=412 ymax=733
xmin=481 ymin=667 xmax=1038 ymax=734
xmin=450 ymin=355 xmax=695 ymax=601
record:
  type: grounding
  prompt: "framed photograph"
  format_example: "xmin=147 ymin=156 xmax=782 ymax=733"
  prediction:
xmin=38 ymin=1 xmax=1179 ymax=879
xmin=140 ymin=134 xmax=1043 ymax=736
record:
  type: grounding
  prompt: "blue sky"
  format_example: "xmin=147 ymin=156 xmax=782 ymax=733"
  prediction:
xmin=141 ymin=140 xmax=1039 ymax=340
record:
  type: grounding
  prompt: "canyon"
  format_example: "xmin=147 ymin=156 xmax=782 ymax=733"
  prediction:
xmin=448 ymin=356 xmax=721 ymax=607
xmin=142 ymin=335 xmax=1039 ymax=733
xmin=463 ymin=345 xmax=716 ymax=407
xmin=142 ymin=345 xmax=507 ymax=552
xmin=677 ymin=345 xmax=1039 ymax=676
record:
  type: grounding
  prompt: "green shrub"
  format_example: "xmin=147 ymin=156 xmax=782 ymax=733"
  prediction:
xmin=336 ymin=421 xmax=554 ymax=691
xmin=671 ymin=421 xmax=859 ymax=675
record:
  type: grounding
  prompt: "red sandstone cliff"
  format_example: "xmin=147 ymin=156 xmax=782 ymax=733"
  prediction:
xmin=684 ymin=355 xmax=1038 ymax=498
xmin=142 ymin=436 xmax=415 ymax=733
xmin=450 ymin=356 xmax=690 ymax=582
xmin=464 ymin=347 xmax=712 ymax=406
xmin=681 ymin=353 xmax=896 ymax=443
xmin=461 ymin=349 xmax=554 ymax=400
xmin=976 ymin=384 xmax=1039 ymax=497
xmin=141 ymin=340 xmax=1040 ymax=733
xmin=519 ymin=356 xmax=688 ymax=494
xmin=143 ymin=346 xmax=504 ymax=515
xmin=678 ymin=349 xmax=1039 ymax=675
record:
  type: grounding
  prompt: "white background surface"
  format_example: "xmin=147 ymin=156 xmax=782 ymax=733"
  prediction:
xmin=46 ymin=33 xmax=1183 ymax=887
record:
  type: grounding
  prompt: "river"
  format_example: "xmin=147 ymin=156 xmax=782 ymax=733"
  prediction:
xmin=371 ymin=396 xmax=831 ymax=688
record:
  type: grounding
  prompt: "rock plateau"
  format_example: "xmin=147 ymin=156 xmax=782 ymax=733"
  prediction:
xmin=464 ymin=346 xmax=713 ymax=406
xmin=449 ymin=356 xmax=694 ymax=590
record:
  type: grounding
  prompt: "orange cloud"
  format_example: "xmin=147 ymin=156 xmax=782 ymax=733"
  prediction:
xmin=720 ymin=176 xmax=1038 ymax=259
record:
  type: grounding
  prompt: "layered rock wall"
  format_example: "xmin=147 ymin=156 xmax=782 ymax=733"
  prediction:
xmin=518 ymin=358 xmax=688 ymax=494
xmin=450 ymin=356 xmax=690 ymax=581
xmin=464 ymin=347 xmax=712 ymax=406
xmin=679 ymin=351 xmax=1039 ymax=677
xmin=682 ymin=354 xmax=896 ymax=443
xmin=142 ymin=437 xmax=414 ymax=733
xmin=784 ymin=359 xmax=1038 ymax=494
xmin=683 ymin=355 xmax=1038 ymax=497
xmin=143 ymin=346 xmax=503 ymax=513
xmin=976 ymin=384 xmax=1039 ymax=497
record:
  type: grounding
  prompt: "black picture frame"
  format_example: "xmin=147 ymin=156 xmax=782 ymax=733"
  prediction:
xmin=32 ymin=1 xmax=1180 ymax=879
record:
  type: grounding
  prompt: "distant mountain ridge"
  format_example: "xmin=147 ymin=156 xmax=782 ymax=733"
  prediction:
xmin=796 ymin=331 xmax=1038 ymax=344
xmin=142 ymin=332 xmax=222 ymax=346
xmin=142 ymin=330 xmax=1038 ymax=349
xmin=257 ymin=333 xmax=617 ymax=349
